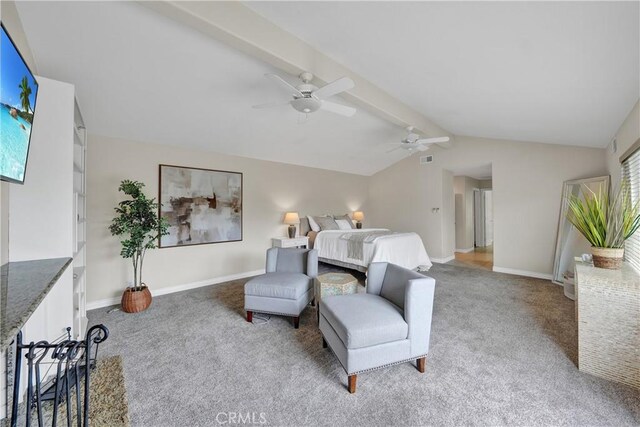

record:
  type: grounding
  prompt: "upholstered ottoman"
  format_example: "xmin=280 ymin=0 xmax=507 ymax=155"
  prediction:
xmin=244 ymin=248 xmax=317 ymax=328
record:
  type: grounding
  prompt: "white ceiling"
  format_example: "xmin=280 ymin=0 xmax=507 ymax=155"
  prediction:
xmin=247 ymin=1 xmax=639 ymax=148
xmin=15 ymin=1 xmax=407 ymax=176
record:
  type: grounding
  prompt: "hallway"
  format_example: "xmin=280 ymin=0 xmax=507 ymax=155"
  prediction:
xmin=452 ymin=245 xmax=493 ymax=271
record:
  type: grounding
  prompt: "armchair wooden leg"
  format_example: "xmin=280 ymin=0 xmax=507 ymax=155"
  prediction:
xmin=322 ymin=337 xmax=327 ymax=348
xmin=417 ymin=357 xmax=426 ymax=373
xmin=246 ymin=311 xmax=253 ymax=323
xmin=293 ymin=316 xmax=300 ymax=329
xmin=348 ymin=375 xmax=357 ymax=394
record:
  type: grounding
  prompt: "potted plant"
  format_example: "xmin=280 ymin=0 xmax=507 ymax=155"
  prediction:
xmin=109 ymin=180 xmax=169 ymax=312
xmin=567 ymin=184 xmax=640 ymax=269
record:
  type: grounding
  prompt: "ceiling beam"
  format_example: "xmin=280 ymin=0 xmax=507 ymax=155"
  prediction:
xmin=139 ymin=0 xmax=453 ymax=146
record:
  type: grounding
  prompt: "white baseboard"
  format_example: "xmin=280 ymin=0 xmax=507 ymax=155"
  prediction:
xmin=86 ymin=269 xmax=265 ymax=311
xmin=431 ymin=255 xmax=455 ymax=264
xmin=492 ymin=266 xmax=552 ymax=281
xmin=455 ymin=247 xmax=475 ymax=253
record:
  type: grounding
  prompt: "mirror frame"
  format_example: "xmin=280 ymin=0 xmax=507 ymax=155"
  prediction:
xmin=552 ymin=175 xmax=610 ymax=285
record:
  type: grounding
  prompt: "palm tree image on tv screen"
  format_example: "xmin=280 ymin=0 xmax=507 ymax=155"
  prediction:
xmin=1 ymin=24 xmax=39 ymax=184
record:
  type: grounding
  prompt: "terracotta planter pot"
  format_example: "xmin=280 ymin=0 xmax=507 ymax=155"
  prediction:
xmin=121 ymin=286 xmax=152 ymax=313
xmin=591 ymin=247 xmax=624 ymax=270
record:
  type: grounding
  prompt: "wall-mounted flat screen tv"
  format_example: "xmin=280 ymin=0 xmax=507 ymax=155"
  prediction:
xmin=1 ymin=22 xmax=38 ymax=184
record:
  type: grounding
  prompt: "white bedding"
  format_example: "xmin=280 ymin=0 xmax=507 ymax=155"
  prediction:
xmin=314 ymin=228 xmax=432 ymax=271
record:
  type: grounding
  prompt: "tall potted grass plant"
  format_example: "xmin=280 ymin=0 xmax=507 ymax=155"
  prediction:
xmin=567 ymin=184 xmax=640 ymax=269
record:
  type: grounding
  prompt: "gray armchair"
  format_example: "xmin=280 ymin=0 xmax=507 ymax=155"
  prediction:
xmin=319 ymin=262 xmax=435 ymax=393
xmin=244 ymin=248 xmax=318 ymax=328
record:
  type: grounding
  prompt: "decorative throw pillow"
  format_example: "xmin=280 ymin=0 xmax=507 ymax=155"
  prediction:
xmin=307 ymin=215 xmax=321 ymax=232
xmin=333 ymin=214 xmax=356 ymax=229
xmin=313 ymin=216 xmax=339 ymax=230
xmin=335 ymin=219 xmax=353 ymax=230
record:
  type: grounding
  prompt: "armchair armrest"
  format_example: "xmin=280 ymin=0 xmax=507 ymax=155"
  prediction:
xmin=405 ymin=276 xmax=436 ymax=357
xmin=366 ymin=262 xmax=388 ymax=295
xmin=306 ymin=249 xmax=318 ymax=278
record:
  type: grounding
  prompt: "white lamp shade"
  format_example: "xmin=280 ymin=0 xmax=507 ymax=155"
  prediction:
xmin=353 ymin=211 xmax=364 ymax=221
xmin=283 ymin=212 xmax=300 ymax=225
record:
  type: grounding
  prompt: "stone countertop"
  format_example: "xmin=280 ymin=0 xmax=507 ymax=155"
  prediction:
xmin=0 ymin=257 xmax=73 ymax=350
xmin=575 ymin=261 xmax=640 ymax=290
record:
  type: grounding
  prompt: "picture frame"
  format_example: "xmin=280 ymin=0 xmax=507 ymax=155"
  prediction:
xmin=158 ymin=164 xmax=243 ymax=248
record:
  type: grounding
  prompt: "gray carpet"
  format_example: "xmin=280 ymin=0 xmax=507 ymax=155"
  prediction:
xmin=88 ymin=263 xmax=639 ymax=427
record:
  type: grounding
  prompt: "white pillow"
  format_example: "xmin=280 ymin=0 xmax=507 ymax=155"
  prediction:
xmin=307 ymin=215 xmax=321 ymax=232
xmin=335 ymin=219 xmax=353 ymax=230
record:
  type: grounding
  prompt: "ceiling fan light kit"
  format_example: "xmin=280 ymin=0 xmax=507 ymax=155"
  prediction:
xmin=254 ymin=71 xmax=357 ymax=117
xmin=291 ymin=97 xmax=321 ymax=114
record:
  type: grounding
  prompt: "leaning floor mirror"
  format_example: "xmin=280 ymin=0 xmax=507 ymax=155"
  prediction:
xmin=553 ymin=175 xmax=610 ymax=286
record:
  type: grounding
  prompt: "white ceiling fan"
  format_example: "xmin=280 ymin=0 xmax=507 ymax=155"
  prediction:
xmin=387 ymin=126 xmax=450 ymax=153
xmin=253 ymin=72 xmax=356 ymax=117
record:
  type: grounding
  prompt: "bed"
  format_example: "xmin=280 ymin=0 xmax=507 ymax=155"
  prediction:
xmin=302 ymin=216 xmax=432 ymax=272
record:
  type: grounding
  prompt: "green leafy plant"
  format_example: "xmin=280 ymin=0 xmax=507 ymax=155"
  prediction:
xmin=109 ymin=180 xmax=169 ymax=291
xmin=567 ymin=184 xmax=640 ymax=248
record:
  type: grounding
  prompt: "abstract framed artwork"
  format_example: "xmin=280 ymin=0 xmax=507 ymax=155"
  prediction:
xmin=159 ymin=164 xmax=242 ymax=247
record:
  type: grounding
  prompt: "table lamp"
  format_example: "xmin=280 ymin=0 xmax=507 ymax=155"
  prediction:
xmin=283 ymin=212 xmax=300 ymax=238
xmin=353 ymin=211 xmax=364 ymax=229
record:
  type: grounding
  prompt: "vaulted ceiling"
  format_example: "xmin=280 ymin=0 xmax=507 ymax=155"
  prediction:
xmin=15 ymin=1 xmax=639 ymax=176
xmin=247 ymin=1 xmax=639 ymax=148
xmin=15 ymin=1 xmax=404 ymax=176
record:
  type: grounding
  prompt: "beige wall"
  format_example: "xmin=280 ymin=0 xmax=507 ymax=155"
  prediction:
xmin=479 ymin=179 xmax=492 ymax=189
xmin=607 ymin=100 xmax=640 ymax=187
xmin=0 ymin=183 xmax=8 ymax=265
xmin=441 ymin=169 xmax=455 ymax=258
xmin=0 ymin=0 xmax=38 ymax=266
xmin=86 ymin=135 xmax=369 ymax=304
xmin=0 ymin=1 xmax=37 ymax=72
xmin=369 ymin=136 xmax=607 ymax=276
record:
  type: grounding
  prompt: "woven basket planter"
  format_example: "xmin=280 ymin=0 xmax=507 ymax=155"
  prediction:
xmin=121 ymin=286 xmax=152 ymax=313
xmin=591 ymin=247 xmax=624 ymax=270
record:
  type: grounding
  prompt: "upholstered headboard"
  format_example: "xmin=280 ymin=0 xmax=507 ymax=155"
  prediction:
xmin=299 ymin=217 xmax=311 ymax=236
xmin=299 ymin=214 xmax=355 ymax=237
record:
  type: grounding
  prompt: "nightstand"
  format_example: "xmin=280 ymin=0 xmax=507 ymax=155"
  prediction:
xmin=271 ymin=236 xmax=309 ymax=249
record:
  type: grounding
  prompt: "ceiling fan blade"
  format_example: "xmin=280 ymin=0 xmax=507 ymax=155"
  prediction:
xmin=320 ymin=100 xmax=356 ymax=117
xmin=416 ymin=136 xmax=450 ymax=144
xmin=313 ymin=77 xmax=354 ymax=100
xmin=265 ymin=73 xmax=303 ymax=98
xmin=386 ymin=146 xmax=402 ymax=153
xmin=416 ymin=144 xmax=431 ymax=151
xmin=252 ymin=101 xmax=291 ymax=109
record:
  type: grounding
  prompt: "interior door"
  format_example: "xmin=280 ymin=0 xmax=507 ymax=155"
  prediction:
xmin=484 ymin=190 xmax=493 ymax=246
xmin=474 ymin=189 xmax=485 ymax=247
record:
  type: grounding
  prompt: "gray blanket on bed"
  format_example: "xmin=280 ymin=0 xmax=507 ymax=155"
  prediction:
xmin=340 ymin=231 xmax=395 ymax=260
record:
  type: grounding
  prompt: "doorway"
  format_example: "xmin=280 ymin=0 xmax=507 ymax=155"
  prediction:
xmin=452 ymin=165 xmax=493 ymax=271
